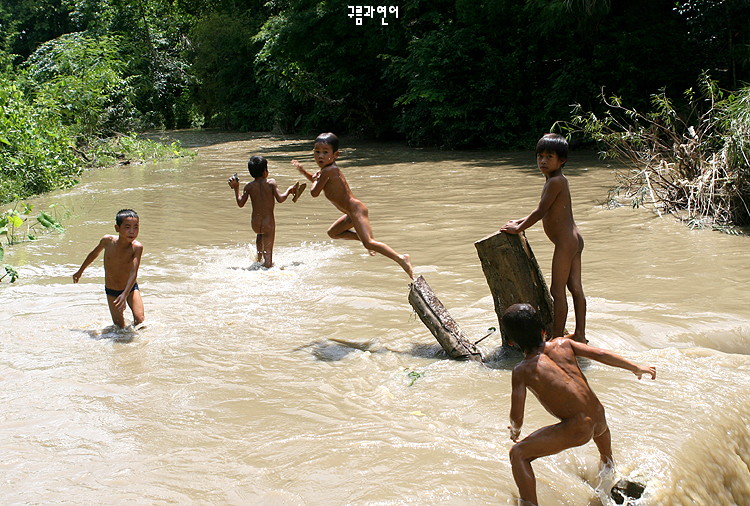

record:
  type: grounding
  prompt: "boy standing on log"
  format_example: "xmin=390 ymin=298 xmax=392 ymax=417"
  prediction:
xmin=72 ymin=209 xmax=144 ymax=328
xmin=291 ymin=132 xmax=413 ymax=278
xmin=502 ymin=303 xmax=655 ymax=506
xmin=501 ymin=133 xmax=586 ymax=342
xmin=228 ymin=155 xmax=305 ymax=268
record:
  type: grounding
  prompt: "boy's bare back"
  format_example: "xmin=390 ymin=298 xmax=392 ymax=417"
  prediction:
xmin=514 ymin=338 xmax=603 ymax=423
xmin=513 ymin=336 xmax=656 ymax=432
xmin=504 ymin=303 xmax=654 ymax=505
xmin=245 ymin=178 xmax=279 ymax=233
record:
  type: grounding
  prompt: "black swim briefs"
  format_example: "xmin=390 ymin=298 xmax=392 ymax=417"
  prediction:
xmin=104 ymin=282 xmax=139 ymax=298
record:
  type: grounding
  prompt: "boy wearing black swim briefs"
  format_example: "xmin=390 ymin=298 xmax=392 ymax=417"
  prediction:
xmin=73 ymin=209 xmax=144 ymax=328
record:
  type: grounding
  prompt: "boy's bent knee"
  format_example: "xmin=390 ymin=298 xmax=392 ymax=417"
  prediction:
xmin=509 ymin=442 xmax=532 ymax=464
xmin=361 ymin=239 xmax=377 ymax=250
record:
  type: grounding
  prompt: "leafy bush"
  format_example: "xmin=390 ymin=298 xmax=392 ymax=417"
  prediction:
xmin=0 ymin=34 xmax=194 ymax=204
xmin=0 ymin=81 xmax=82 ymax=203
xmin=84 ymin=133 xmax=193 ymax=167
xmin=0 ymin=202 xmax=67 ymax=282
xmin=563 ymin=75 xmax=750 ymax=231
xmin=22 ymin=32 xmax=137 ymax=136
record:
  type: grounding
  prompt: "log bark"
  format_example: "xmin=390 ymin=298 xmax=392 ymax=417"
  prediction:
xmin=474 ymin=231 xmax=556 ymax=347
xmin=408 ymin=275 xmax=483 ymax=362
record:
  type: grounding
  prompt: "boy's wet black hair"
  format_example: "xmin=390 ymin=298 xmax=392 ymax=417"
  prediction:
xmin=115 ymin=209 xmax=138 ymax=226
xmin=536 ymin=133 xmax=568 ymax=166
xmin=315 ymin=132 xmax=339 ymax=152
xmin=502 ymin=303 xmax=545 ymax=353
xmin=247 ymin=155 xmax=268 ymax=178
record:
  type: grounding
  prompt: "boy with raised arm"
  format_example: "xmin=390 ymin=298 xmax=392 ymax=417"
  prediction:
xmin=72 ymin=209 xmax=144 ymax=328
xmin=501 ymin=133 xmax=586 ymax=342
xmin=291 ymin=132 xmax=413 ymax=278
xmin=503 ymin=303 xmax=656 ymax=506
xmin=228 ymin=155 xmax=305 ymax=268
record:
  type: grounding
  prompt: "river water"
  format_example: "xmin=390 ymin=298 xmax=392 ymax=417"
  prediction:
xmin=1 ymin=131 xmax=748 ymax=505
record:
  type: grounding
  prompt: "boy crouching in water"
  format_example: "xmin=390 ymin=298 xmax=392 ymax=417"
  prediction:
xmin=502 ymin=303 xmax=655 ymax=506
xmin=73 ymin=209 xmax=144 ymax=328
xmin=228 ymin=155 xmax=305 ymax=268
xmin=291 ymin=132 xmax=413 ymax=278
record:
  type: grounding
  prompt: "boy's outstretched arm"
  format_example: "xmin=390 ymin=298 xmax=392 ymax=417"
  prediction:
xmin=570 ymin=340 xmax=656 ymax=380
xmin=508 ymin=367 xmax=527 ymax=442
xmin=291 ymin=160 xmax=315 ymax=182
xmin=270 ymin=179 xmax=293 ymax=203
xmin=72 ymin=237 xmax=106 ymax=282
xmin=501 ymin=177 xmax=563 ymax=234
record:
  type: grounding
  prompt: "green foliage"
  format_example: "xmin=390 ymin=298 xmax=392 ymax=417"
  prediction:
xmin=189 ymin=11 xmax=268 ymax=130
xmin=0 ymin=202 xmax=66 ymax=245
xmin=84 ymin=133 xmax=194 ymax=167
xmin=1 ymin=264 xmax=19 ymax=283
xmin=0 ymin=202 xmax=67 ymax=282
xmin=404 ymin=369 xmax=425 ymax=387
xmin=389 ymin=22 xmax=526 ymax=148
xmin=675 ymin=0 xmax=750 ymax=87
xmin=0 ymin=30 xmax=194 ymax=204
xmin=0 ymin=80 xmax=83 ymax=203
xmin=23 ymin=32 xmax=136 ymax=136
xmin=2 ymin=0 xmax=748 ymax=151
xmin=254 ymin=0 xmax=407 ymax=137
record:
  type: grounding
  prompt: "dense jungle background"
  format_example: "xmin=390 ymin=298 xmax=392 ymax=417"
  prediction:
xmin=1 ymin=0 xmax=749 ymax=209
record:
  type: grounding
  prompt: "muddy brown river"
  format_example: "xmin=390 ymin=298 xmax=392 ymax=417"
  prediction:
xmin=1 ymin=131 xmax=748 ymax=504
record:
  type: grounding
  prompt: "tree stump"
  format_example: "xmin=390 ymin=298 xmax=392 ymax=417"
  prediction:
xmin=408 ymin=275 xmax=483 ymax=362
xmin=474 ymin=231 xmax=556 ymax=347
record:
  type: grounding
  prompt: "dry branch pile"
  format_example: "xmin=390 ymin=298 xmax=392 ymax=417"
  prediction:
xmin=564 ymin=75 xmax=750 ymax=232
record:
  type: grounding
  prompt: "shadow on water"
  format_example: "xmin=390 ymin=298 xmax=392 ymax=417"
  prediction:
xmin=142 ymin=129 xmax=543 ymax=172
xmin=75 ymin=325 xmax=138 ymax=343
xmin=294 ymin=338 xmax=452 ymax=362
xmin=294 ymin=336 xmax=525 ymax=366
xmin=294 ymin=338 xmax=383 ymax=362
xmin=482 ymin=345 xmax=524 ymax=370
xmin=227 ymin=261 xmax=304 ymax=272
xmin=140 ymin=129 xmax=310 ymax=150
xmin=144 ymin=130 xmax=595 ymax=185
xmin=228 ymin=262 xmax=267 ymax=272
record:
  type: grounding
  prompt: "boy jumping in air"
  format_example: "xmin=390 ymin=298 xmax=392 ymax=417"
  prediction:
xmin=291 ymin=132 xmax=413 ymax=278
xmin=228 ymin=155 xmax=305 ymax=268
xmin=501 ymin=133 xmax=586 ymax=342
xmin=73 ymin=209 xmax=144 ymax=328
xmin=503 ymin=303 xmax=655 ymax=506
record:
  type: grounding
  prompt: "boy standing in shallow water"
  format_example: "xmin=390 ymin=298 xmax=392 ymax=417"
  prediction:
xmin=291 ymin=132 xmax=413 ymax=278
xmin=501 ymin=133 xmax=586 ymax=342
xmin=73 ymin=209 xmax=144 ymax=328
xmin=503 ymin=303 xmax=655 ymax=506
xmin=228 ymin=155 xmax=305 ymax=268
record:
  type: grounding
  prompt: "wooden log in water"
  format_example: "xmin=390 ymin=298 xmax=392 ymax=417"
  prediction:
xmin=408 ymin=275 xmax=483 ymax=362
xmin=474 ymin=231 xmax=556 ymax=347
